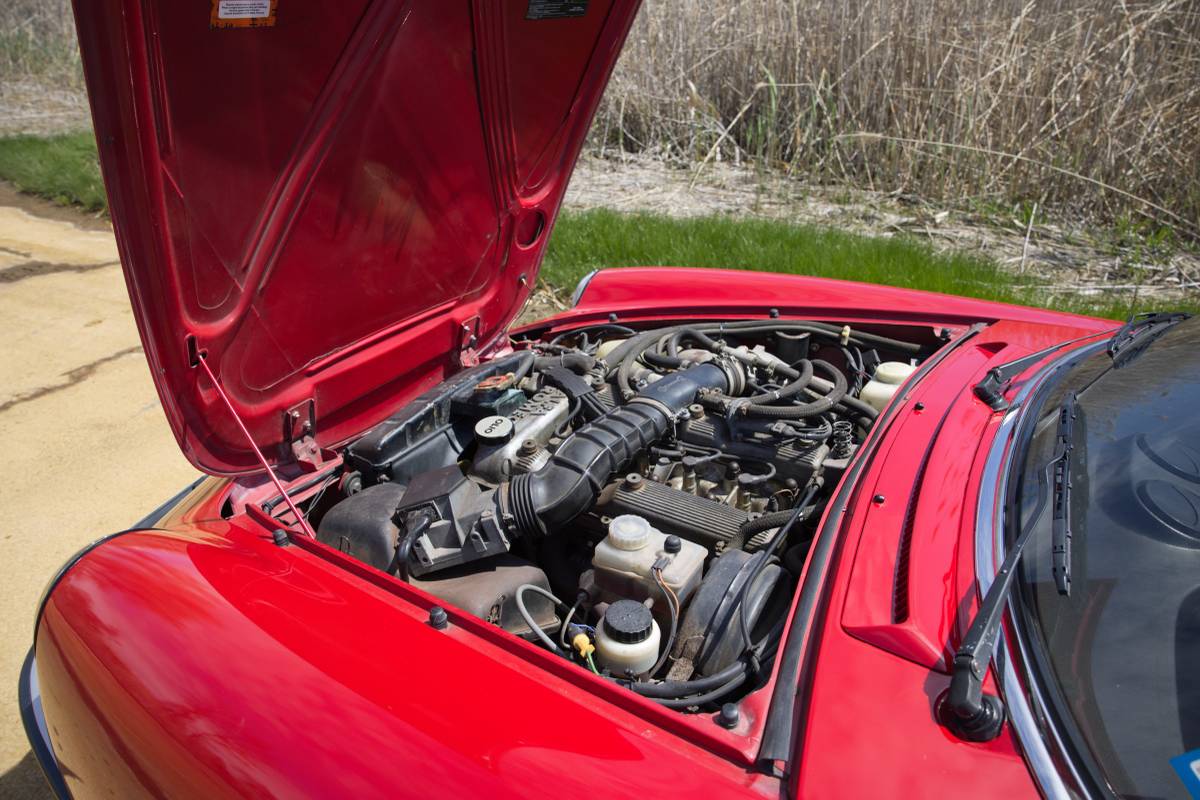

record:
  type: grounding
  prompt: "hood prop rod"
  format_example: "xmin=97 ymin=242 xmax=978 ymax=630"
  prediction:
xmin=193 ymin=349 xmax=317 ymax=539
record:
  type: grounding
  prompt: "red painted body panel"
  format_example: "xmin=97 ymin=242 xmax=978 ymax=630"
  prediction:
xmin=790 ymin=321 xmax=1110 ymax=798
xmin=33 ymin=271 xmax=1114 ymax=798
xmin=56 ymin=0 xmax=1125 ymax=792
xmin=562 ymin=267 xmax=1112 ymax=333
xmin=838 ymin=339 xmax=1001 ymax=670
xmin=38 ymin=524 xmax=774 ymax=799
xmin=70 ymin=0 xmax=641 ymax=474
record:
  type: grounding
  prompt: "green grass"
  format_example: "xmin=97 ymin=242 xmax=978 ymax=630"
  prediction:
xmin=546 ymin=209 xmax=1022 ymax=300
xmin=544 ymin=209 xmax=1196 ymax=320
xmin=0 ymin=131 xmax=1191 ymax=321
xmin=0 ymin=132 xmax=106 ymax=211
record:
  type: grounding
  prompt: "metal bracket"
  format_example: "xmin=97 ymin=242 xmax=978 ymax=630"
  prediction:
xmin=458 ymin=316 xmax=481 ymax=368
xmin=283 ymin=399 xmax=321 ymax=470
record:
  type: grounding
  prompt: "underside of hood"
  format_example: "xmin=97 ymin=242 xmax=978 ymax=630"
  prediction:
xmin=71 ymin=0 xmax=639 ymax=474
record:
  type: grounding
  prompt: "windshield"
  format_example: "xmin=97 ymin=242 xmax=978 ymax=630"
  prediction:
xmin=1011 ymin=317 xmax=1200 ymax=799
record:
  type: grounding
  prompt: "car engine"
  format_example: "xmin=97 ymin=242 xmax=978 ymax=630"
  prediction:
xmin=305 ymin=318 xmax=932 ymax=711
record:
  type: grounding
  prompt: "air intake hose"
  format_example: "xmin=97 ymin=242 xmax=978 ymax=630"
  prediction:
xmin=504 ymin=362 xmax=740 ymax=537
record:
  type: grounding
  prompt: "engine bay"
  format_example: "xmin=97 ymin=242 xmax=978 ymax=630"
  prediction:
xmin=299 ymin=318 xmax=938 ymax=713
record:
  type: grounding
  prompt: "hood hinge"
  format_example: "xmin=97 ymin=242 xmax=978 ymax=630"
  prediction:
xmin=283 ymin=399 xmax=323 ymax=471
xmin=458 ymin=316 xmax=482 ymax=368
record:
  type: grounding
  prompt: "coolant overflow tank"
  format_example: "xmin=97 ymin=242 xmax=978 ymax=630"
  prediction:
xmin=592 ymin=515 xmax=705 ymax=610
xmin=859 ymin=361 xmax=918 ymax=413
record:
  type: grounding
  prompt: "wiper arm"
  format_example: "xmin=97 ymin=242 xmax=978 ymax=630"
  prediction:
xmin=1107 ymin=311 xmax=1189 ymax=368
xmin=940 ymin=393 xmax=1078 ymax=741
xmin=973 ymin=329 xmax=1115 ymax=412
xmin=939 ymin=490 xmax=1039 ymax=740
xmin=1050 ymin=392 xmax=1077 ymax=596
xmin=976 ymin=314 xmax=1188 ymax=411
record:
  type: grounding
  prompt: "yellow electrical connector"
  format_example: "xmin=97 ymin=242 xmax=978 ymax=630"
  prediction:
xmin=572 ymin=632 xmax=595 ymax=659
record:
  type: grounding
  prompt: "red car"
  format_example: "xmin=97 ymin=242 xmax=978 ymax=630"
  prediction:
xmin=21 ymin=1 xmax=1199 ymax=798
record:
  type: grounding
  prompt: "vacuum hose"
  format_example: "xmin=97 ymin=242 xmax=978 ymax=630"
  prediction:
xmin=503 ymin=361 xmax=740 ymax=537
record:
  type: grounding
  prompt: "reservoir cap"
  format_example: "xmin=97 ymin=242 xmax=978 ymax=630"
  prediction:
xmin=874 ymin=361 xmax=917 ymax=385
xmin=474 ymin=415 xmax=514 ymax=444
xmin=608 ymin=514 xmax=652 ymax=551
xmin=603 ymin=600 xmax=654 ymax=644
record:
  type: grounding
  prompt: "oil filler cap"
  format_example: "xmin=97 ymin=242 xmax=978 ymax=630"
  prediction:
xmin=474 ymin=415 xmax=514 ymax=444
xmin=603 ymin=600 xmax=653 ymax=644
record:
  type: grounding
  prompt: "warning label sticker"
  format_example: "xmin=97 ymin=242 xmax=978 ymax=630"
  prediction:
xmin=211 ymin=0 xmax=277 ymax=28
xmin=526 ymin=1 xmax=588 ymax=20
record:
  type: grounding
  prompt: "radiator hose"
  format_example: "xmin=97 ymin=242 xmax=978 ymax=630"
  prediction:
xmin=502 ymin=361 xmax=741 ymax=537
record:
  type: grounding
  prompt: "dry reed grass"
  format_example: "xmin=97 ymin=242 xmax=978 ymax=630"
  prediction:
xmin=1 ymin=0 xmax=80 ymax=87
xmin=0 ymin=0 xmax=88 ymax=135
xmin=593 ymin=0 xmax=1200 ymax=234
xmin=2 ymin=0 xmax=1198 ymax=235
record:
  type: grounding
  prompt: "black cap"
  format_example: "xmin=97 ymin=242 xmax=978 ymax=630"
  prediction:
xmin=664 ymin=535 xmax=682 ymax=554
xmin=603 ymin=600 xmax=653 ymax=644
xmin=428 ymin=606 xmax=449 ymax=630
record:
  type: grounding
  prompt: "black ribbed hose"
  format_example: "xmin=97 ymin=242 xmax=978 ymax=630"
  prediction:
xmin=503 ymin=362 xmax=737 ymax=537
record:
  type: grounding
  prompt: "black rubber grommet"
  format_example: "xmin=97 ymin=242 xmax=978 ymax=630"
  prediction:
xmin=428 ymin=606 xmax=449 ymax=630
xmin=936 ymin=690 xmax=1006 ymax=742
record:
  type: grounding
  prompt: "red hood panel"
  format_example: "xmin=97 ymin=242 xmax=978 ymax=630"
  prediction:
xmin=72 ymin=0 xmax=639 ymax=473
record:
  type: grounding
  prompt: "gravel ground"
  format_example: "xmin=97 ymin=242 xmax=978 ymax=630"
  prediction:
xmin=563 ymin=155 xmax=1200 ymax=303
xmin=0 ymin=79 xmax=91 ymax=139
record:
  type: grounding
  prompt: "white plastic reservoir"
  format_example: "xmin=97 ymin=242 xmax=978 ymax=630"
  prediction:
xmin=594 ymin=599 xmax=662 ymax=675
xmin=592 ymin=515 xmax=705 ymax=608
xmin=858 ymin=361 xmax=918 ymax=413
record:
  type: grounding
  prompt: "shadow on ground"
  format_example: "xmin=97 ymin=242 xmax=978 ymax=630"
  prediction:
xmin=0 ymin=750 xmax=52 ymax=799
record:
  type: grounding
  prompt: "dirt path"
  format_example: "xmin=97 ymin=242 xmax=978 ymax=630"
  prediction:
xmin=0 ymin=189 xmax=199 ymax=799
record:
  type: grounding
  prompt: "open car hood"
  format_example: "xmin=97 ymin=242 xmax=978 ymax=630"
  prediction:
xmin=72 ymin=0 xmax=639 ymax=474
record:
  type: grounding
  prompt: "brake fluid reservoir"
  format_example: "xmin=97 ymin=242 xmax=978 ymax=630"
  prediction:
xmin=595 ymin=599 xmax=661 ymax=675
xmin=858 ymin=361 xmax=917 ymax=413
xmin=592 ymin=515 xmax=705 ymax=608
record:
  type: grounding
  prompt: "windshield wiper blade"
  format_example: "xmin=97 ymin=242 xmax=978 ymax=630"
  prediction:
xmin=1051 ymin=392 xmax=1077 ymax=596
xmin=940 ymin=393 xmax=1078 ymax=740
xmin=1107 ymin=311 xmax=1189 ymax=368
